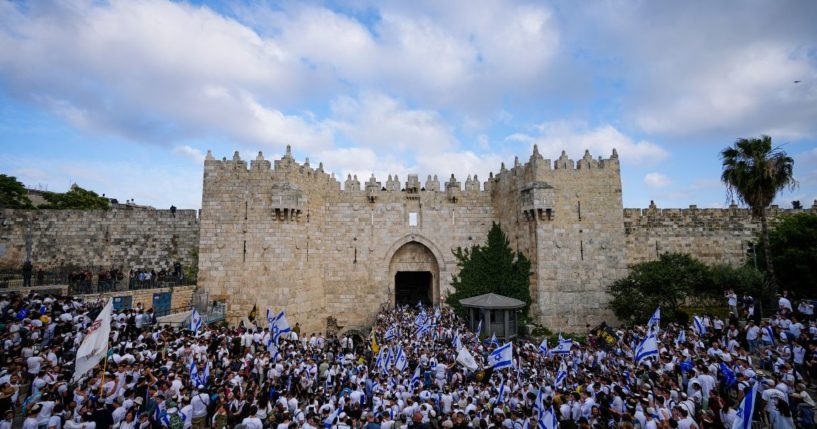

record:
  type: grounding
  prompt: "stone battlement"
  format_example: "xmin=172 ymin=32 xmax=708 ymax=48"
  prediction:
xmin=204 ymin=145 xmax=621 ymax=195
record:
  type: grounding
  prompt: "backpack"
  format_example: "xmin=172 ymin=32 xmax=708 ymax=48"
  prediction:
xmin=168 ymin=411 xmax=185 ymax=429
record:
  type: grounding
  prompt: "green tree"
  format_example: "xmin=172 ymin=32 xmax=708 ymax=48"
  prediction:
xmin=608 ymin=253 xmax=709 ymax=326
xmin=706 ymin=264 xmax=764 ymax=299
xmin=0 ymin=174 xmax=34 ymax=209
xmin=753 ymin=213 xmax=817 ymax=299
xmin=446 ymin=222 xmax=532 ymax=316
xmin=38 ymin=184 xmax=110 ymax=210
xmin=721 ymin=135 xmax=796 ymax=302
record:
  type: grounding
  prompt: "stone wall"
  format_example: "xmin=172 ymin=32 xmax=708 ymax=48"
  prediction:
xmin=198 ymin=146 xmax=624 ymax=333
xmin=623 ymin=203 xmax=817 ymax=266
xmin=0 ymin=208 xmax=199 ymax=271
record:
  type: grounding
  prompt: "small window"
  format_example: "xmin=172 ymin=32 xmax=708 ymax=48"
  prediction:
xmin=409 ymin=212 xmax=418 ymax=226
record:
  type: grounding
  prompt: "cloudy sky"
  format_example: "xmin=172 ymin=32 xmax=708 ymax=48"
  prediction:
xmin=1 ymin=0 xmax=816 ymax=210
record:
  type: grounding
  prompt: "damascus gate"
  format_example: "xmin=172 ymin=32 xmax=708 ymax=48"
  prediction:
xmin=198 ymin=145 xmax=630 ymax=334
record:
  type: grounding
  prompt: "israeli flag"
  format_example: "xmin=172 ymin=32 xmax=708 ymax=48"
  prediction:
xmin=382 ymin=347 xmax=394 ymax=372
xmin=550 ymin=334 xmax=573 ymax=355
xmin=492 ymin=380 xmax=506 ymax=405
xmin=733 ymin=381 xmax=758 ymax=429
xmin=268 ymin=309 xmax=292 ymax=346
xmin=384 ymin=326 xmax=396 ymax=341
xmin=190 ymin=307 xmax=202 ymax=333
xmin=374 ymin=348 xmax=384 ymax=370
xmin=475 ymin=320 xmax=482 ymax=338
xmin=675 ymin=329 xmax=686 ymax=345
xmin=692 ymin=315 xmax=706 ymax=336
xmin=410 ymin=364 xmax=421 ymax=388
xmin=539 ymin=406 xmax=558 ymax=429
xmin=487 ymin=342 xmax=513 ymax=370
xmin=763 ymin=325 xmax=776 ymax=344
xmin=415 ymin=311 xmax=427 ymax=326
xmin=394 ymin=346 xmax=409 ymax=372
xmin=647 ymin=307 xmax=660 ymax=332
xmin=323 ymin=407 xmax=341 ymax=429
xmin=554 ymin=369 xmax=567 ymax=387
xmin=414 ymin=321 xmax=431 ymax=338
xmin=490 ymin=333 xmax=500 ymax=347
xmin=719 ymin=362 xmax=736 ymax=387
xmin=533 ymin=388 xmax=545 ymax=419
xmin=190 ymin=360 xmax=199 ymax=385
xmin=538 ymin=338 xmax=548 ymax=356
xmin=635 ymin=332 xmax=659 ymax=365
xmin=452 ymin=332 xmax=462 ymax=351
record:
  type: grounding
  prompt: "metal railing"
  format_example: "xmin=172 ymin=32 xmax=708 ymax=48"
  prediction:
xmin=0 ymin=269 xmax=196 ymax=294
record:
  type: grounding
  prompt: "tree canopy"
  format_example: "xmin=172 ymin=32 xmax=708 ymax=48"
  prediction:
xmin=753 ymin=212 xmax=817 ymax=300
xmin=608 ymin=252 xmax=763 ymax=326
xmin=38 ymin=184 xmax=110 ymax=210
xmin=720 ymin=135 xmax=796 ymax=300
xmin=0 ymin=174 xmax=34 ymax=209
xmin=446 ymin=222 xmax=532 ymax=317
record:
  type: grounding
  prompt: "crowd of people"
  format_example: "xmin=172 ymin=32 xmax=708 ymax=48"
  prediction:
xmin=0 ymin=290 xmax=816 ymax=429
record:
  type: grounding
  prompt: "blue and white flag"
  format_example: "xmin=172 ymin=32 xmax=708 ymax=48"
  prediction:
xmin=374 ymin=348 xmax=384 ymax=371
xmin=538 ymin=338 xmax=548 ymax=356
xmin=635 ymin=332 xmax=659 ymax=365
xmin=490 ymin=333 xmax=500 ymax=347
xmin=414 ymin=320 xmax=431 ymax=338
xmin=410 ymin=364 xmax=421 ymax=388
xmin=533 ymin=388 xmax=545 ymax=419
xmin=692 ymin=315 xmax=706 ymax=336
xmin=554 ymin=369 xmax=567 ymax=387
xmin=323 ymin=407 xmax=340 ymax=429
xmin=647 ymin=307 xmax=660 ymax=332
xmin=382 ymin=347 xmax=394 ymax=373
xmin=763 ymin=325 xmax=776 ymax=344
xmin=394 ymin=346 xmax=409 ymax=372
xmin=733 ymin=381 xmax=758 ymax=429
xmin=675 ymin=329 xmax=686 ymax=345
xmin=415 ymin=311 xmax=427 ymax=327
xmin=267 ymin=309 xmax=292 ymax=346
xmin=539 ymin=406 xmax=558 ymax=429
xmin=190 ymin=307 xmax=203 ymax=334
xmin=475 ymin=319 xmax=482 ymax=338
xmin=492 ymin=380 xmax=506 ymax=405
xmin=384 ymin=326 xmax=396 ymax=341
xmin=719 ymin=362 xmax=736 ymax=387
xmin=549 ymin=334 xmax=573 ymax=355
xmin=190 ymin=360 xmax=209 ymax=386
xmin=452 ymin=332 xmax=463 ymax=351
xmin=487 ymin=342 xmax=513 ymax=370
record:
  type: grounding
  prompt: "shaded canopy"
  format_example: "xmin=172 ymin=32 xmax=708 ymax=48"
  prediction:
xmin=459 ymin=293 xmax=525 ymax=310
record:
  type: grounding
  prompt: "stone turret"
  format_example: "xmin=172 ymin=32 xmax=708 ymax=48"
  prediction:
xmin=425 ymin=175 xmax=440 ymax=192
xmin=554 ymin=150 xmax=574 ymax=169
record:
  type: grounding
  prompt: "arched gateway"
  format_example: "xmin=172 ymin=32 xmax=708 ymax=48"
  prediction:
xmin=387 ymin=237 xmax=442 ymax=307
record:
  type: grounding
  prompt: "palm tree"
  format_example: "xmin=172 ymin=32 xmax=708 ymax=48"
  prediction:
xmin=721 ymin=135 xmax=796 ymax=302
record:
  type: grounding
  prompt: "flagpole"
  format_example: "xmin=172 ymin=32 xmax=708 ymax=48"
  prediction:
xmin=98 ymin=342 xmax=110 ymax=397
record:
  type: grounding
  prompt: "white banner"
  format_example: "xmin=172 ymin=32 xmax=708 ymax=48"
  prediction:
xmin=456 ymin=347 xmax=479 ymax=371
xmin=73 ymin=299 xmax=113 ymax=382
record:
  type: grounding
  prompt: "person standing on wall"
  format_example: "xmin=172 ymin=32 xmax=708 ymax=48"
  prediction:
xmin=22 ymin=259 xmax=32 ymax=287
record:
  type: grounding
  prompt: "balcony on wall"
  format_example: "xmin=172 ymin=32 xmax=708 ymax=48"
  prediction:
xmin=270 ymin=182 xmax=307 ymax=222
xmin=521 ymin=181 xmax=555 ymax=222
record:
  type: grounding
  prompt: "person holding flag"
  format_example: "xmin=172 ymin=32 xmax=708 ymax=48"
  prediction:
xmin=733 ymin=381 xmax=758 ymax=429
xmin=190 ymin=307 xmax=203 ymax=335
xmin=72 ymin=298 xmax=113 ymax=383
xmin=267 ymin=308 xmax=292 ymax=346
xmin=647 ymin=306 xmax=660 ymax=333
xmin=634 ymin=331 xmax=659 ymax=367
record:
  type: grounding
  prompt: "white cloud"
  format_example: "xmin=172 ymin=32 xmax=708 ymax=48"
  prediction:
xmin=643 ymin=172 xmax=671 ymax=188
xmin=506 ymin=121 xmax=669 ymax=164
xmin=328 ymin=92 xmax=458 ymax=153
xmin=173 ymin=145 xmax=206 ymax=163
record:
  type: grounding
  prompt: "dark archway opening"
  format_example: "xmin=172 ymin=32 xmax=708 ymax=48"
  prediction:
xmin=395 ymin=271 xmax=432 ymax=307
